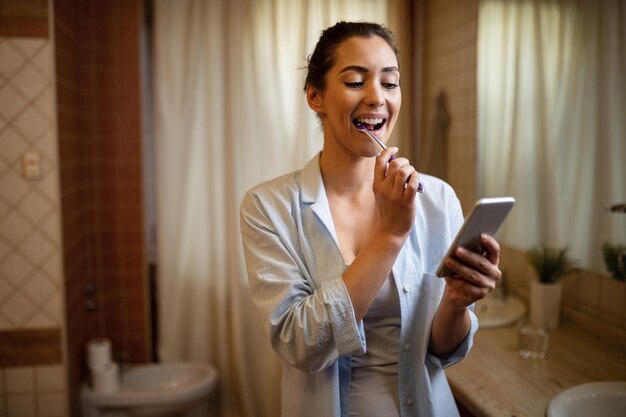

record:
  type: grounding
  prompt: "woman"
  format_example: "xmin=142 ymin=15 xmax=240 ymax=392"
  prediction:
xmin=240 ymin=21 xmax=501 ymax=417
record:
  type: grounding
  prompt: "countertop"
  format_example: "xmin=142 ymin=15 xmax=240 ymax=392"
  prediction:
xmin=445 ymin=320 xmax=626 ymax=417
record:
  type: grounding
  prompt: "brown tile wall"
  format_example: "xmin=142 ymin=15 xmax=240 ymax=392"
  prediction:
xmin=0 ymin=0 xmax=49 ymax=37
xmin=54 ymin=0 xmax=149 ymax=415
xmin=419 ymin=0 xmax=478 ymax=213
xmin=0 ymin=329 xmax=62 ymax=367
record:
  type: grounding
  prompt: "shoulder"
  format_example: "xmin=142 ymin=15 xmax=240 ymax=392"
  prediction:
xmin=240 ymin=153 xmax=322 ymax=216
xmin=240 ymin=170 xmax=302 ymax=215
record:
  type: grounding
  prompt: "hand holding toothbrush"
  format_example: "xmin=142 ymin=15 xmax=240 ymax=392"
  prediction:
xmin=356 ymin=123 xmax=424 ymax=193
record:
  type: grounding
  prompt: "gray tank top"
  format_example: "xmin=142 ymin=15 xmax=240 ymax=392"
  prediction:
xmin=349 ymin=274 xmax=401 ymax=417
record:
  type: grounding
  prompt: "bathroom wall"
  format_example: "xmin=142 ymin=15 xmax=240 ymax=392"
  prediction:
xmin=0 ymin=1 xmax=67 ymax=415
xmin=1 ymin=0 xmax=149 ymax=415
xmin=53 ymin=0 xmax=150 ymax=415
xmin=419 ymin=0 xmax=477 ymax=213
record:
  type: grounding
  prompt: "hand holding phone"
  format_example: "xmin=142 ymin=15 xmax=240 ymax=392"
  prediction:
xmin=436 ymin=197 xmax=515 ymax=277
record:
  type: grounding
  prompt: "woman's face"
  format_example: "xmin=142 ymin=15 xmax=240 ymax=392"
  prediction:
xmin=311 ymin=35 xmax=401 ymax=158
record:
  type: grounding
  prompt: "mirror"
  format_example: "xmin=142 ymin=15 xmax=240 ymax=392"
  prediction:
xmin=476 ymin=1 xmax=626 ymax=274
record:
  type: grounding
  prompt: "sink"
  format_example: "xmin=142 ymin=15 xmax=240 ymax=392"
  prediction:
xmin=547 ymin=381 xmax=626 ymax=417
xmin=474 ymin=294 xmax=526 ymax=329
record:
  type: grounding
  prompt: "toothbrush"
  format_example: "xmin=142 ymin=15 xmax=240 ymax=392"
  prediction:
xmin=356 ymin=123 xmax=424 ymax=193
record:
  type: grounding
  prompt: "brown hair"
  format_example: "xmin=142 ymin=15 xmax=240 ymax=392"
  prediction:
xmin=304 ymin=21 xmax=400 ymax=92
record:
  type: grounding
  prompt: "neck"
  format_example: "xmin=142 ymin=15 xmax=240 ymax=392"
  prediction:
xmin=319 ymin=148 xmax=374 ymax=196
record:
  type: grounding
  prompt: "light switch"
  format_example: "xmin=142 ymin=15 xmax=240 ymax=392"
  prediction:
xmin=22 ymin=151 xmax=42 ymax=180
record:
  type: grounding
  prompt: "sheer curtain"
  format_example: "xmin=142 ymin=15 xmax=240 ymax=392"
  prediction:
xmin=477 ymin=0 xmax=626 ymax=271
xmin=152 ymin=1 xmax=402 ymax=416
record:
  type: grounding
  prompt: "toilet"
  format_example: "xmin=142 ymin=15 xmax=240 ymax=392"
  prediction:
xmin=81 ymin=362 xmax=218 ymax=417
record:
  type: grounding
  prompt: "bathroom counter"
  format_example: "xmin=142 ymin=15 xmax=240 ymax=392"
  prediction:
xmin=445 ymin=320 xmax=626 ymax=417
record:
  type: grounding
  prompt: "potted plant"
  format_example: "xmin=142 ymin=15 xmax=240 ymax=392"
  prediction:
xmin=602 ymin=243 xmax=626 ymax=281
xmin=526 ymin=245 xmax=573 ymax=330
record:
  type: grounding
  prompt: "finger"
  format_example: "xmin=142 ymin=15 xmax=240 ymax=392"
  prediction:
xmin=444 ymin=257 xmax=497 ymax=290
xmin=444 ymin=275 xmax=492 ymax=306
xmin=480 ymin=234 xmax=501 ymax=265
xmin=392 ymin=164 xmax=415 ymax=190
xmin=374 ymin=147 xmax=399 ymax=183
xmin=374 ymin=148 xmax=393 ymax=184
xmin=384 ymin=157 xmax=414 ymax=189
xmin=404 ymin=171 xmax=421 ymax=196
xmin=455 ymin=247 xmax=498 ymax=274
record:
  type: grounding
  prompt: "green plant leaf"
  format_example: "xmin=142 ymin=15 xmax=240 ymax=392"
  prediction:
xmin=526 ymin=246 xmax=572 ymax=283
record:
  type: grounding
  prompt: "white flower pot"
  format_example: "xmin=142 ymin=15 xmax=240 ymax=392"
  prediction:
xmin=529 ymin=280 xmax=562 ymax=330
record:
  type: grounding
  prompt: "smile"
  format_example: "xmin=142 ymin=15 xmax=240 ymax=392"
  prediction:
xmin=353 ymin=117 xmax=385 ymax=131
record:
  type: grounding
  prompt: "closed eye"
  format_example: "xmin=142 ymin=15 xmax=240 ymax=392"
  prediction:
xmin=345 ymin=82 xmax=364 ymax=88
xmin=383 ymin=83 xmax=399 ymax=89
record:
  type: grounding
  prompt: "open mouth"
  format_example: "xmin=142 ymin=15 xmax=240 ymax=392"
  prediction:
xmin=353 ymin=117 xmax=385 ymax=131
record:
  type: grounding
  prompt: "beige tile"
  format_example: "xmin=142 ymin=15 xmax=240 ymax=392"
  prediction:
xmin=43 ymin=293 xmax=62 ymax=323
xmin=0 ymin=279 xmax=12 ymax=303
xmin=14 ymin=106 xmax=50 ymax=139
xmin=25 ymin=312 xmax=56 ymax=328
xmin=40 ymin=253 xmax=62 ymax=285
xmin=18 ymin=231 xmax=55 ymax=265
xmin=22 ymin=274 xmax=55 ymax=306
xmin=37 ymin=392 xmax=67 ymax=417
xmin=0 ymin=171 xmax=30 ymax=206
xmin=17 ymin=192 xmax=54 ymax=225
xmin=35 ymin=130 xmax=57 ymax=162
xmin=0 ymin=250 xmax=33 ymax=286
xmin=35 ymin=366 xmax=65 ymax=391
xmin=12 ymin=39 xmax=46 ymax=58
xmin=31 ymin=44 xmax=52 ymax=77
xmin=0 ymin=85 xmax=28 ymax=120
xmin=0 ymin=211 xmax=32 ymax=243
xmin=6 ymin=393 xmax=36 ymax=417
xmin=12 ymin=64 xmax=48 ymax=101
xmin=0 ymin=40 xmax=27 ymax=76
xmin=1 ymin=293 xmax=36 ymax=326
xmin=5 ymin=368 xmax=34 ymax=394
xmin=37 ymin=174 xmax=60 ymax=207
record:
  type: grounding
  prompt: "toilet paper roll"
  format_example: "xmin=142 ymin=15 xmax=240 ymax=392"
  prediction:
xmin=91 ymin=361 xmax=119 ymax=394
xmin=87 ymin=337 xmax=112 ymax=371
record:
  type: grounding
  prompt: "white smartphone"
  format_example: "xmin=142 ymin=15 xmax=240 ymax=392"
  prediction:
xmin=436 ymin=197 xmax=515 ymax=277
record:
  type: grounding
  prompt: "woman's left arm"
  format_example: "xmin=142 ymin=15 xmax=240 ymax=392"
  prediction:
xmin=429 ymin=234 xmax=502 ymax=358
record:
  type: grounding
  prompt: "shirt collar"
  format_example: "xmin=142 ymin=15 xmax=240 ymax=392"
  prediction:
xmin=301 ymin=152 xmax=325 ymax=204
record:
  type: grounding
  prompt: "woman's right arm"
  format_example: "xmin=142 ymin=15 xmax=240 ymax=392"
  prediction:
xmin=240 ymin=191 xmax=366 ymax=373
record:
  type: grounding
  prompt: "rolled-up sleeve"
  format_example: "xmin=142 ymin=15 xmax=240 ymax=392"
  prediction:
xmin=426 ymin=308 xmax=478 ymax=369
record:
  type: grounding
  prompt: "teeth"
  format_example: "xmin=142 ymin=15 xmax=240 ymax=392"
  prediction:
xmin=356 ymin=118 xmax=383 ymax=125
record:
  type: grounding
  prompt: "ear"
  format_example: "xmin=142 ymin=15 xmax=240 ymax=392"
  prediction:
xmin=306 ymin=84 xmax=325 ymax=114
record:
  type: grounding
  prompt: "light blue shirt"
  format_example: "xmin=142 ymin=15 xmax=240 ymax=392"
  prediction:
xmin=240 ymin=154 xmax=478 ymax=417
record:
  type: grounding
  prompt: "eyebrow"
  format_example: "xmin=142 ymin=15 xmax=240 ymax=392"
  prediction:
xmin=338 ymin=65 xmax=399 ymax=74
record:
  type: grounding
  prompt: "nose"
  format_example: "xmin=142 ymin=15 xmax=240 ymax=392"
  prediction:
xmin=364 ymin=83 xmax=384 ymax=107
